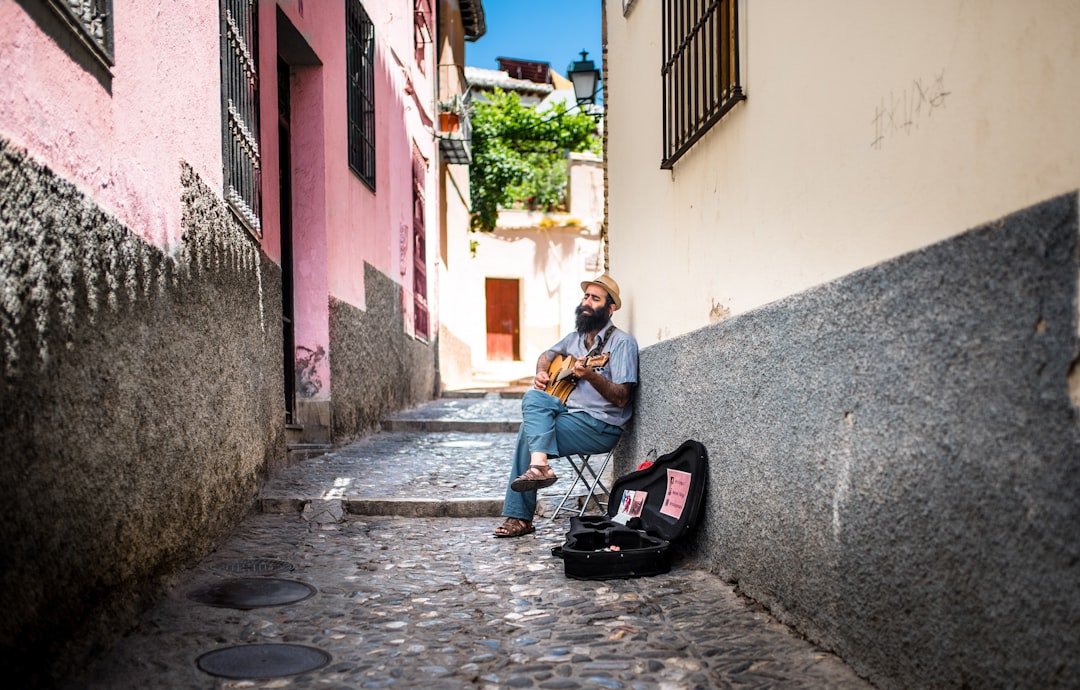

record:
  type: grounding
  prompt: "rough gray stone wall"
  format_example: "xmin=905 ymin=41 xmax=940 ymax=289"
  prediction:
xmin=329 ymin=263 xmax=436 ymax=442
xmin=0 ymin=141 xmax=285 ymax=687
xmin=619 ymin=194 xmax=1080 ymax=689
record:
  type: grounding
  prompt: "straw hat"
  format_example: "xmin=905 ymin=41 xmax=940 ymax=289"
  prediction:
xmin=580 ymin=274 xmax=622 ymax=311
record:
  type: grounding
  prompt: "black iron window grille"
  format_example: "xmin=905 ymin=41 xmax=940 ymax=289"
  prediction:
xmin=347 ymin=0 xmax=376 ymax=189
xmin=220 ymin=0 xmax=262 ymax=236
xmin=661 ymin=0 xmax=745 ymax=169
xmin=46 ymin=0 xmax=114 ymax=68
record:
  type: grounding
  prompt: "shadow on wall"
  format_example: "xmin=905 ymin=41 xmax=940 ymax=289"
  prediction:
xmin=0 ymin=144 xmax=286 ymax=688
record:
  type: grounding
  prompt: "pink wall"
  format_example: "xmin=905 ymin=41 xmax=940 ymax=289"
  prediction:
xmin=274 ymin=0 xmax=438 ymax=399
xmin=3 ymin=0 xmax=436 ymax=408
xmin=0 ymin=1 xmax=223 ymax=250
xmin=258 ymin=3 xmax=283 ymax=266
xmin=320 ymin=1 xmax=431 ymax=313
xmin=289 ymin=59 xmax=330 ymax=398
xmin=279 ymin=0 xmax=435 ymax=308
xmin=331 ymin=47 xmax=417 ymax=309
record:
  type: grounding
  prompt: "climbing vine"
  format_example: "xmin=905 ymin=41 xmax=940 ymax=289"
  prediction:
xmin=469 ymin=89 xmax=599 ymax=233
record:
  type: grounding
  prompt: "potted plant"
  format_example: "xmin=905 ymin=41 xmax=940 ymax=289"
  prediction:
xmin=437 ymin=94 xmax=468 ymax=133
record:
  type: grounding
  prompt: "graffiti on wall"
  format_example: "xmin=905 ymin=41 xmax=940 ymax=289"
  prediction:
xmin=294 ymin=345 xmax=325 ymax=398
xmin=870 ymin=71 xmax=951 ymax=150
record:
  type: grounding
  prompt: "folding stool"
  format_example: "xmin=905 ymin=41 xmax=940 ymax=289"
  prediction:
xmin=550 ymin=449 xmax=615 ymax=518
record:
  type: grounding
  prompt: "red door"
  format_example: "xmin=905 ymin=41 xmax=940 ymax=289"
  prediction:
xmin=485 ymin=278 xmax=520 ymax=361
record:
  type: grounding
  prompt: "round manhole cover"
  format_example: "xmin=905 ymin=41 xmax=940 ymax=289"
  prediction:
xmin=187 ymin=578 xmax=316 ymax=609
xmin=197 ymin=643 xmax=331 ymax=679
xmin=211 ymin=559 xmax=294 ymax=575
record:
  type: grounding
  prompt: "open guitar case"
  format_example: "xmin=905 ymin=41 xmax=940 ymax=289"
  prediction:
xmin=552 ymin=439 xmax=708 ymax=580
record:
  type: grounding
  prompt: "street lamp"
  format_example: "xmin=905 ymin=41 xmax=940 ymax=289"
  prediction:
xmin=567 ymin=50 xmax=600 ymax=105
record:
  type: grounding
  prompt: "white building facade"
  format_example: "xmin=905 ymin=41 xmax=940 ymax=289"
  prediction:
xmin=604 ymin=2 xmax=1080 ymax=687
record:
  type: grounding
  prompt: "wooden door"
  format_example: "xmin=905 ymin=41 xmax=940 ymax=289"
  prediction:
xmin=485 ymin=278 xmax=520 ymax=361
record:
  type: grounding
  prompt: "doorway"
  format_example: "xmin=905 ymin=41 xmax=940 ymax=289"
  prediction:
xmin=278 ymin=56 xmax=296 ymax=423
xmin=275 ymin=8 xmax=322 ymax=436
xmin=485 ymin=278 xmax=520 ymax=361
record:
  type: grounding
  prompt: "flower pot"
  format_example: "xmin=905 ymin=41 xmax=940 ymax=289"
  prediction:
xmin=439 ymin=112 xmax=460 ymax=133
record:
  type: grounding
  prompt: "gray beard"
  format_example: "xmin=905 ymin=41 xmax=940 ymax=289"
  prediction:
xmin=575 ymin=305 xmax=608 ymax=334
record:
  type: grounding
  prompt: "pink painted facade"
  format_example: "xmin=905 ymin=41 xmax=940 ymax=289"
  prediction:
xmin=0 ymin=0 xmax=478 ymax=446
xmin=268 ymin=0 xmax=441 ymax=413
xmin=0 ymin=0 xmax=439 ymax=288
xmin=0 ymin=1 xmax=223 ymax=250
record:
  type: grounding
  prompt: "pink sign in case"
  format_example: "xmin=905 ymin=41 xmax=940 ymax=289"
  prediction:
xmin=660 ymin=469 xmax=693 ymax=519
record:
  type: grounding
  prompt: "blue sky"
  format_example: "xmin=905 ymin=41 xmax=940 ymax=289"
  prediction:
xmin=466 ymin=0 xmax=602 ymax=83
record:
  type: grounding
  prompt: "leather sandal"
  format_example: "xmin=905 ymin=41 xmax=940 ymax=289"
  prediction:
xmin=510 ymin=464 xmax=558 ymax=492
xmin=493 ymin=518 xmax=535 ymax=538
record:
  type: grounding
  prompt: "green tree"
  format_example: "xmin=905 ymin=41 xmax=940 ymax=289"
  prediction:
xmin=469 ymin=89 xmax=598 ymax=233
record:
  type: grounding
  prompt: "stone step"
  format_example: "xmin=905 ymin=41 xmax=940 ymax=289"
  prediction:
xmin=380 ymin=418 xmax=520 ymax=433
xmin=286 ymin=443 xmax=333 ymax=463
xmin=258 ymin=493 xmax=600 ymax=519
xmin=380 ymin=394 xmax=523 ymax=434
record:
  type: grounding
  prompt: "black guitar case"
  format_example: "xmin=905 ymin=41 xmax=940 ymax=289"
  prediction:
xmin=552 ymin=440 xmax=708 ymax=580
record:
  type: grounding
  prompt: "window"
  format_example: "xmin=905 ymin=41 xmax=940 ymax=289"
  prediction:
xmin=411 ymin=146 xmax=429 ymax=339
xmin=347 ymin=0 xmax=376 ymax=189
xmin=45 ymin=0 xmax=114 ymax=68
xmin=220 ymin=0 xmax=262 ymax=235
xmin=661 ymin=0 xmax=745 ymax=169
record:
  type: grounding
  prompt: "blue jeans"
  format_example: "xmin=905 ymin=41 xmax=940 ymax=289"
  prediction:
xmin=502 ymin=389 xmax=622 ymax=521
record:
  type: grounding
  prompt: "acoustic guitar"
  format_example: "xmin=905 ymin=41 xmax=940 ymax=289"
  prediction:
xmin=545 ymin=352 xmax=610 ymax=403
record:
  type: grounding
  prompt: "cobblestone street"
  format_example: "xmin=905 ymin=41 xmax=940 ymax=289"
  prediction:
xmin=69 ymin=394 xmax=872 ymax=689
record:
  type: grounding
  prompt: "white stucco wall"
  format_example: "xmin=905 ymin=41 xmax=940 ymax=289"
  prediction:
xmin=606 ymin=0 xmax=1080 ymax=347
xmin=438 ymin=220 xmax=603 ymax=389
xmin=439 ymin=152 xmax=606 ymax=389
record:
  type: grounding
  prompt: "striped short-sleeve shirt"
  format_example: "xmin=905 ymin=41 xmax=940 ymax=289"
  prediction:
xmin=550 ymin=322 xmax=639 ymax=428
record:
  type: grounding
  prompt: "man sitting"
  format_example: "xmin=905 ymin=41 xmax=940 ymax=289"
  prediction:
xmin=493 ymin=274 xmax=639 ymax=538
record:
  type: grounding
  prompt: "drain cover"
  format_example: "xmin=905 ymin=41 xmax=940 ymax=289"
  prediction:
xmin=211 ymin=559 xmax=295 ymax=575
xmin=187 ymin=578 xmax=316 ymax=609
xmin=197 ymin=643 xmax=331 ymax=679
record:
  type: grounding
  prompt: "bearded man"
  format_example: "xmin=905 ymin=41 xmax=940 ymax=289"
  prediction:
xmin=493 ymin=274 xmax=639 ymax=538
